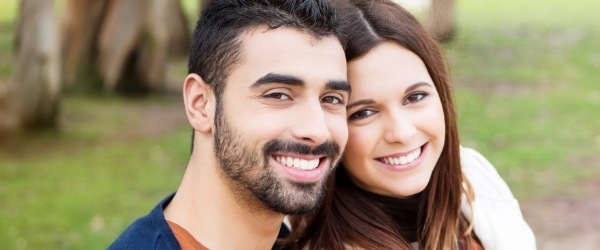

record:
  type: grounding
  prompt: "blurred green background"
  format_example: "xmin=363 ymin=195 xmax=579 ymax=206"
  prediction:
xmin=1 ymin=0 xmax=599 ymax=249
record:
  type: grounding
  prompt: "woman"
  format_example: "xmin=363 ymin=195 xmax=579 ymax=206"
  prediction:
xmin=283 ymin=0 xmax=535 ymax=249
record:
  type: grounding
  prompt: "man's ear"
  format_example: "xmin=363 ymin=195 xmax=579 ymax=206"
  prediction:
xmin=183 ymin=73 xmax=214 ymax=133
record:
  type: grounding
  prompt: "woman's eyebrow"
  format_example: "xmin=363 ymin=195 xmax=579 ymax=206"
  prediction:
xmin=405 ymin=81 xmax=433 ymax=94
xmin=346 ymin=82 xmax=432 ymax=110
xmin=346 ymin=99 xmax=375 ymax=110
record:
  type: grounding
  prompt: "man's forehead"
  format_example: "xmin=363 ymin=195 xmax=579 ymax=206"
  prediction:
xmin=239 ymin=26 xmax=338 ymax=53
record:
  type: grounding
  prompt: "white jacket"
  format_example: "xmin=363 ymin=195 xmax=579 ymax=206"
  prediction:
xmin=460 ymin=146 xmax=537 ymax=250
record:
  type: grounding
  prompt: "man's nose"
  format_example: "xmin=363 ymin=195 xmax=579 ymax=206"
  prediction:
xmin=290 ymin=102 xmax=331 ymax=147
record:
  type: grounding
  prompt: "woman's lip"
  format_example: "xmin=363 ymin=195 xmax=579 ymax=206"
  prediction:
xmin=374 ymin=143 xmax=428 ymax=171
xmin=376 ymin=143 xmax=427 ymax=159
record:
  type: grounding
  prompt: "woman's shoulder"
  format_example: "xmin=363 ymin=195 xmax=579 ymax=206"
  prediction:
xmin=459 ymin=146 xmax=537 ymax=250
xmin=460 ymin=146 xmax=515 ymax=199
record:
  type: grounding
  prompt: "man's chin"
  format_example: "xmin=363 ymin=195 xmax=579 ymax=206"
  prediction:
xmin=259 ymin=180 xmax=325 ymax=215
xmin=267 ymin=196 xmax=324 ymax=216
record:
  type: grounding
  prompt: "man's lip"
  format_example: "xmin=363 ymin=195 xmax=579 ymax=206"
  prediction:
xmin=272 ymin=155 xmax=330 ymax=183
xmin=272 ymin=153 xmax=330 ymax=171
xmin=271 ymin=153 xmax=325 ymax=160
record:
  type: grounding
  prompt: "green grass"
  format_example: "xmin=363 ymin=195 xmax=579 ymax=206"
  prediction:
xmin=1 ymin=0 xmax=600 ymax=248
xmin=0 ymin=136 xmax=186 ymax=248
xmin=0 ymin=19 xmax=13 ymax=77
xmin=0 ymin=96 xmax=189 ymax=249
xmin=0 ymin=0 xmax=17 ymax=24
xmin=457 ymin=0 xmax=600 ymax=29
xmin=449 ymin=0 xmax=600 ymax=198
xmin=181 ymin=0 xmax=200 ymax=19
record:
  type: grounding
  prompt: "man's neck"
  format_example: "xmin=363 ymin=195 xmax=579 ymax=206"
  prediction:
xmin=164 ymin=150 xmax=284 ymax=249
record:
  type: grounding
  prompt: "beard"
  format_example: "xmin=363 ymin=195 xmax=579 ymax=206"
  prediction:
xmin=213 ymin=107 xmax=341 ymax=215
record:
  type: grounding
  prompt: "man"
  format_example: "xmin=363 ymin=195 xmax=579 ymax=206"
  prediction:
xmin=109 ymin=0 xmax=350 ymax=249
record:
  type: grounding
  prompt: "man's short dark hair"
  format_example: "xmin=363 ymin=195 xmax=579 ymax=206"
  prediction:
xmin=188 ymin=0 xmax=345 ymax=99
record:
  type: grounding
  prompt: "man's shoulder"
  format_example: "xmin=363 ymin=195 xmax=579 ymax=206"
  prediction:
xmin=108 ymin=194 xmax=180 ymax=250
xmin=109 ymin=214 xmax=162 ymax=249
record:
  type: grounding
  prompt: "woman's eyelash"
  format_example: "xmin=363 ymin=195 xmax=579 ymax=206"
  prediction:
xmin=403 ymin=92 xmax=428 ymax=104
xmin=348 ymin=109 xmax=375 ymax=120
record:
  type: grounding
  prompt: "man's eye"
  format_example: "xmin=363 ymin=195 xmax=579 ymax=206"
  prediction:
xmin=348 ymin=109 xmax=375 ymax=120
xmin=403 ymin=92 xmax=428 ymax=105
xmin=265 ymin=92 xmax=291 ymax=100
xmin=322 ymin=95 xmax=343 ymax=104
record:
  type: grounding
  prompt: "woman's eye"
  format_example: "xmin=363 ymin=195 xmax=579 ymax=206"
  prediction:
xmin=348 ymin=109 xmax=375 ymax=120
xmin=403 ymin=92 xmax=428 ymax=105
xmin=265 ymin=92 xmax=291 ymax=100
xmin=322 ymin=95 xmax=343 ymax=105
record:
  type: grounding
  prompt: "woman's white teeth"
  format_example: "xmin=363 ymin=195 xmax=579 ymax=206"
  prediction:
xmin=276 ymin=156 xmax=319 ymax=170
xmin=383 ymin=147 xmax=421 ymax=166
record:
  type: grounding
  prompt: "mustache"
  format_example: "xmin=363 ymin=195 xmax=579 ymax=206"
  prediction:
xmin=263 ymin=139 xmax=341 ymax=160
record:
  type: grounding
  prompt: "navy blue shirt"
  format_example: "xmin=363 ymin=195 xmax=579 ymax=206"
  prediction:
xmin=109 ymin=194 xmax=180 ymax=250
xmin=109 ymin=193 xmax=290 ymax=249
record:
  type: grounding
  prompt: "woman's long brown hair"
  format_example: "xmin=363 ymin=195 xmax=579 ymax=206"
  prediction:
xmin=283 ymin=0 xmax=474 ymax=249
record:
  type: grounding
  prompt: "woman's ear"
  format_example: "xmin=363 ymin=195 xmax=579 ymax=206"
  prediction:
xmin=183 ymin=73 xmax=214 ymax=133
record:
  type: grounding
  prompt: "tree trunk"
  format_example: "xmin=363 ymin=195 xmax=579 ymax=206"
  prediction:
xmin=61 ymin=0 xmax=107 ymax=89
xmin=0 ymin=0 xmax=61 ymax=133
xmin=63 ymin=0 xmax=190 ymax=93
xmin=427 ymin=0 xmax=456 ymax=43
xmin=201 ymin=0 xmax=211 ymax=11
xmin=165 ymin=0 xmax=191 ymax=56
xmin=0 ymin=0 xmax=190 ymax=134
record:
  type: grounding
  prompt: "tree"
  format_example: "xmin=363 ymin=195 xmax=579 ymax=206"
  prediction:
xmin=62 ymin=0 xmax=190 ymax=93
xmin=0 ymin=0 xmax=191 ymax=134
xmin=426 ymin=0 xmax=456 ymax=43
xmin=201 ymin=0 xmax=211 ymax=11
xmin=0 ymin=0 xmax=61 ymax=134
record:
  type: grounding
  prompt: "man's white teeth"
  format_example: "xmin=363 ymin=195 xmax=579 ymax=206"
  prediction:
xmin=383 ymin=147 xmax=421 ymax=166
xmin=276 ymin=156 xmax=319 ymax=170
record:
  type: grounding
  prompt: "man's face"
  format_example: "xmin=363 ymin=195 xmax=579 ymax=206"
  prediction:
xmin=213 ymin=27 xmax=349 ymax=215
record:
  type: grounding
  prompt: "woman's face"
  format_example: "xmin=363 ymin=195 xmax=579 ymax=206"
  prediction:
xmin=343 ymin=42 xmax=445 ymax=197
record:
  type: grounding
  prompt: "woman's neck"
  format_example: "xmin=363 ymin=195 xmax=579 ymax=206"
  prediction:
xmin=353 ymin=183 xmax=423 ymax=243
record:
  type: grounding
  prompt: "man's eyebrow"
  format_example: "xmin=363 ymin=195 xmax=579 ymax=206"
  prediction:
xmin=346 ymin=99 xmax=375 ymax=110
xmin=326 ymin=80 xmax=351 ymax=95
xmin=250 ymin=73 xmax=304 ymax=88
xmin=405 ymin=81 xmax=433 ymax=94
